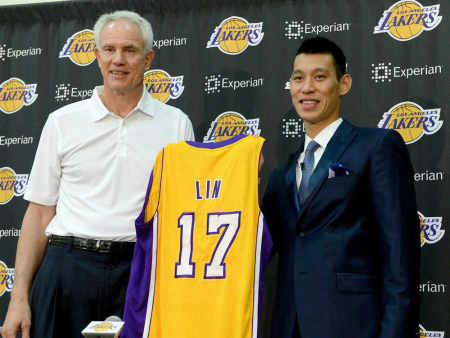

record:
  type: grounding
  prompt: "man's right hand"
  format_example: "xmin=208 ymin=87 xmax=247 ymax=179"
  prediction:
xmin=1 ymin=299 xmax=31 ymax=338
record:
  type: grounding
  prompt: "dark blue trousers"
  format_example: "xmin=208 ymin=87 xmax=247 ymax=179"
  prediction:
xmin=30 ymin=243 xmax=134 ymax=338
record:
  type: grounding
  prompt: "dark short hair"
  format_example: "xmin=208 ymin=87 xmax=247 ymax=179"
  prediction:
xmin=296 ymin=36 xmax=347 ymax=79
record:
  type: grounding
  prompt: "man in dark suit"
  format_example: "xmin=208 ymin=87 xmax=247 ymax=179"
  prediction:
xmin=262 ymin=37 xmax=420 ymax=338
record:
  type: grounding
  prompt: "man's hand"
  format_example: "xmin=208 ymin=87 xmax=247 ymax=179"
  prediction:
xmin=1 ymin=298 xmax=31 ymax=338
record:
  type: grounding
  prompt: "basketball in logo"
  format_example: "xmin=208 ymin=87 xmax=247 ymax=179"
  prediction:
xmin=71 ymin=30 xmax=96 ymax=65
xmin=143 ymin=69 xmax=184 ymax=103
xmin=215 ymin=112 xmax=246 ymax=142
xmin=0 ymin=167 xmax=17 ymax=204
xmin=389 ymin=1 xmax=424 ymax=39
xmin=204 ymin=111 xmax=261 ymax=143
xmin=207 ymin=16 xmax=264 ymax=55
xmin=0 ymin=167 xmax=28 ymax=204
xmin=144 ymin=70 xmax=172 ymax=103
xmin=0 ymin=78 xmax=38 ymax=114
xmin=0 ymin=261 xmax=10 ymax=297
xmin=59 ymin=29 xmax=96 ymax=66
xmin=219 ymin=17 xmax=249 ymax=54
xmin=419 ymin=327 xmax=426 ymax=338
xmin=418 ymin=213 xmax=426 ymax=246
xmin=388 ymin=103 xmax=423 ymax=142
xmin=0 ymin=78 xmax=25 ymax=114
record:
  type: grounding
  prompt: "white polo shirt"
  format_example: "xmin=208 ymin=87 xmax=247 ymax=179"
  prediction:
xmin=24 ymin=86 xmax=195 ymax=241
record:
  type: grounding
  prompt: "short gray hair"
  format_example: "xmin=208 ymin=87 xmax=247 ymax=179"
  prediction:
xmin=93 ymin=10 xmax=153 ymax=53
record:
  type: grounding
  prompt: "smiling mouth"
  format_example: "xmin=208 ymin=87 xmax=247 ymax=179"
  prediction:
xmin=110 ymin=71 xmax=128 ymax=77
xmin=298 ymin=99 xmax=320 ymax=111
xmin=300 ymin=99 xmax=319 ymax=104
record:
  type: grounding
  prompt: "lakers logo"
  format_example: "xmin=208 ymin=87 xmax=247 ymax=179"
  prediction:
xmin=93 ymin=322 xmax=114 ymax=332
xmin=206 ymin=16 xmax=264 ymax=55
xmin=203 ymin=111 xmax=261 ymax=143
xmin=377 ymin=101 xmax=443 ymax=144
xmin=0 ymin=260 xmax=14 ymax=297
xmin=374 ymin=1 xmax=442 ymax=41
xmin=59 ymin=29 xmax=96 ymax=66
xmin=0 ymin=167 xmax=28 ymax=205
xmin=419 ymin=212 xmax=445 ymax=247
xmin=143 ymin=69 xmax=184 ymax=103
xmin=419 ymin=324 xmax=445 ymax=337
xmin=0 ymin=78 xmax=38 ymax=115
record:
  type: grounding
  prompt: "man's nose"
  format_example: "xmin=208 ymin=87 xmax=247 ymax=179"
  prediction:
xmin=302 ymin=77 xmax=314 ymax=93
xmin=112 ymin=50 xmax=125 ymax=64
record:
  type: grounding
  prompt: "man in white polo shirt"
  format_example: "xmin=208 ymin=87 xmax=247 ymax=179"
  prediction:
xmin=1 ymin=10 xmax=194 ymax=338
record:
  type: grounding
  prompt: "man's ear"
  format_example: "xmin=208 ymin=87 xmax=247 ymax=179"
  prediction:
xmin=144 ymin=50 xmax=155 ymax=70
xmin=339 ymin=73 xmax=352 ymax=96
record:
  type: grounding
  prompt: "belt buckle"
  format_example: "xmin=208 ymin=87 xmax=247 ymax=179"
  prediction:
xmin=97 ymin=239 xmax=112 ymax=253
xmin=79 ymin=238 xmax=89 ymax=251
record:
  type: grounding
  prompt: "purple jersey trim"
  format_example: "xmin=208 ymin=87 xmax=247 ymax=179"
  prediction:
xmin=255 ymin=216 xmax=273 ymax=338
xmin=134 ymin=169 xmax=154 ymax=230
xmin=257 ymin=139 xmax=266 ymax=211
xmin=121 ymin=214 xmax=155 ymax=338
xmin=186 ymin=134 xmax=247 ymax=149
xmin=260 ymin=216 xmax=273 ymax=301
xmin=121 ymin=151 xmax=166 ymax=338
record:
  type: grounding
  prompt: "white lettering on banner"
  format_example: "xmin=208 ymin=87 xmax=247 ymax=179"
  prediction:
xmin=204 ymin=74 xmax=264 ymax=94
xmin=221 ymin=77 xmax=264 ymax=90
xmin=7 ymin=47 xmax=43 ymax=58
xmin=71 ymin=87 xmax=93 ymax=100
xmin=0 ymin=228 xmax=21 ymax=239
xmin=153 ymin=37 xmax=188 ymax=49
xmin=419 ymin=281 xmax=447 ymax=293
xmin=303 ymin=22 xmax=351 ymax=34
xmin=284 ymin=20 xmax=351 ymax=40
xmin=414 ymin=170 xmax=444 ymax=182
xmin=371 ymin=62 xmax=443 ymax=83
xmin=393 ymin=65 xmax=442 ymax=79
xmin=0 ymin=135 xmax=34 ymax=147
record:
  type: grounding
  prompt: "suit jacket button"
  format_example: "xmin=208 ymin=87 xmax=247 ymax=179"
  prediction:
xmin=299 ymin=232 xmax=305 ymax=237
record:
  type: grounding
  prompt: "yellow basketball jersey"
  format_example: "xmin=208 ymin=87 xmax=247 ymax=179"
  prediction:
xmin=123 ymin=135 xmax=271 ymax=338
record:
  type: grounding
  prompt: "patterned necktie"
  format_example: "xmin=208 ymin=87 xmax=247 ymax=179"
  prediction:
xmin=298 ymin=140 xmax=320 ymax=205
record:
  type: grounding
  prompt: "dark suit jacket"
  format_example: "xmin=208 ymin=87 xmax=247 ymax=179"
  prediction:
xmin=262 ymin=120 xmax=420 ymax=338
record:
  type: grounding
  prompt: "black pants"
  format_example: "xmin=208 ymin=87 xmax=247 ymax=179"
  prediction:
xmin=30 ymin=243 xmax=134 ymax=338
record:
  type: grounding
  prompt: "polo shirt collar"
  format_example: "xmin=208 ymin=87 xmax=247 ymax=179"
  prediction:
xmin=90 ymin=86 xmax=156 ymax=122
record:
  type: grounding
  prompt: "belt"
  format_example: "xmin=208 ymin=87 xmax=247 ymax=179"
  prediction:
xmin=48 ymin=235 xmax=134 ymax=254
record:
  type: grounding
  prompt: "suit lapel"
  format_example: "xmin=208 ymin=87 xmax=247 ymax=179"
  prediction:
xmin=297 ymin=120 xmax=358 ymax=223
xmin=284 ymin=139 xmax=304 ymax=214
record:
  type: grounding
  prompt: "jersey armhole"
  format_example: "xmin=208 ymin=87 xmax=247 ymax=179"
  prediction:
xmin=144 ymin=149 xmax=164 ymax=223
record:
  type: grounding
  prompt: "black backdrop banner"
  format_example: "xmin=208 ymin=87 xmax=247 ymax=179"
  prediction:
xmin=0 ymin=0 xmax=448 ymax=336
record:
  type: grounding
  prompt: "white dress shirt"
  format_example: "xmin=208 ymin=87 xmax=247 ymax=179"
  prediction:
xmin=24 ymin=86 xmax=195 ymax=241
xmin=296 ymin=118 xmax=343 ymax=189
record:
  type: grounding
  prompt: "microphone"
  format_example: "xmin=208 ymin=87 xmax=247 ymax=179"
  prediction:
xmin=81 ymin=315 xmax=124 ymax=338
xmin=105 ymin=315 xmax=122 ymax=322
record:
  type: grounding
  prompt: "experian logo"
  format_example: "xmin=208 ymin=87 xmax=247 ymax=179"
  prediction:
xmin=371 ymin=61 xmax=443 ymax=83
xmin=204 ymin=74 xmax=264 ymax=94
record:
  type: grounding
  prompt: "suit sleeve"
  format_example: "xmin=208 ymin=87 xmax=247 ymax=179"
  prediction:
xmin=369 ymin=130 xmax=420 ymax=338
xmin=262 ymin=170 xmax=281 ymax=254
